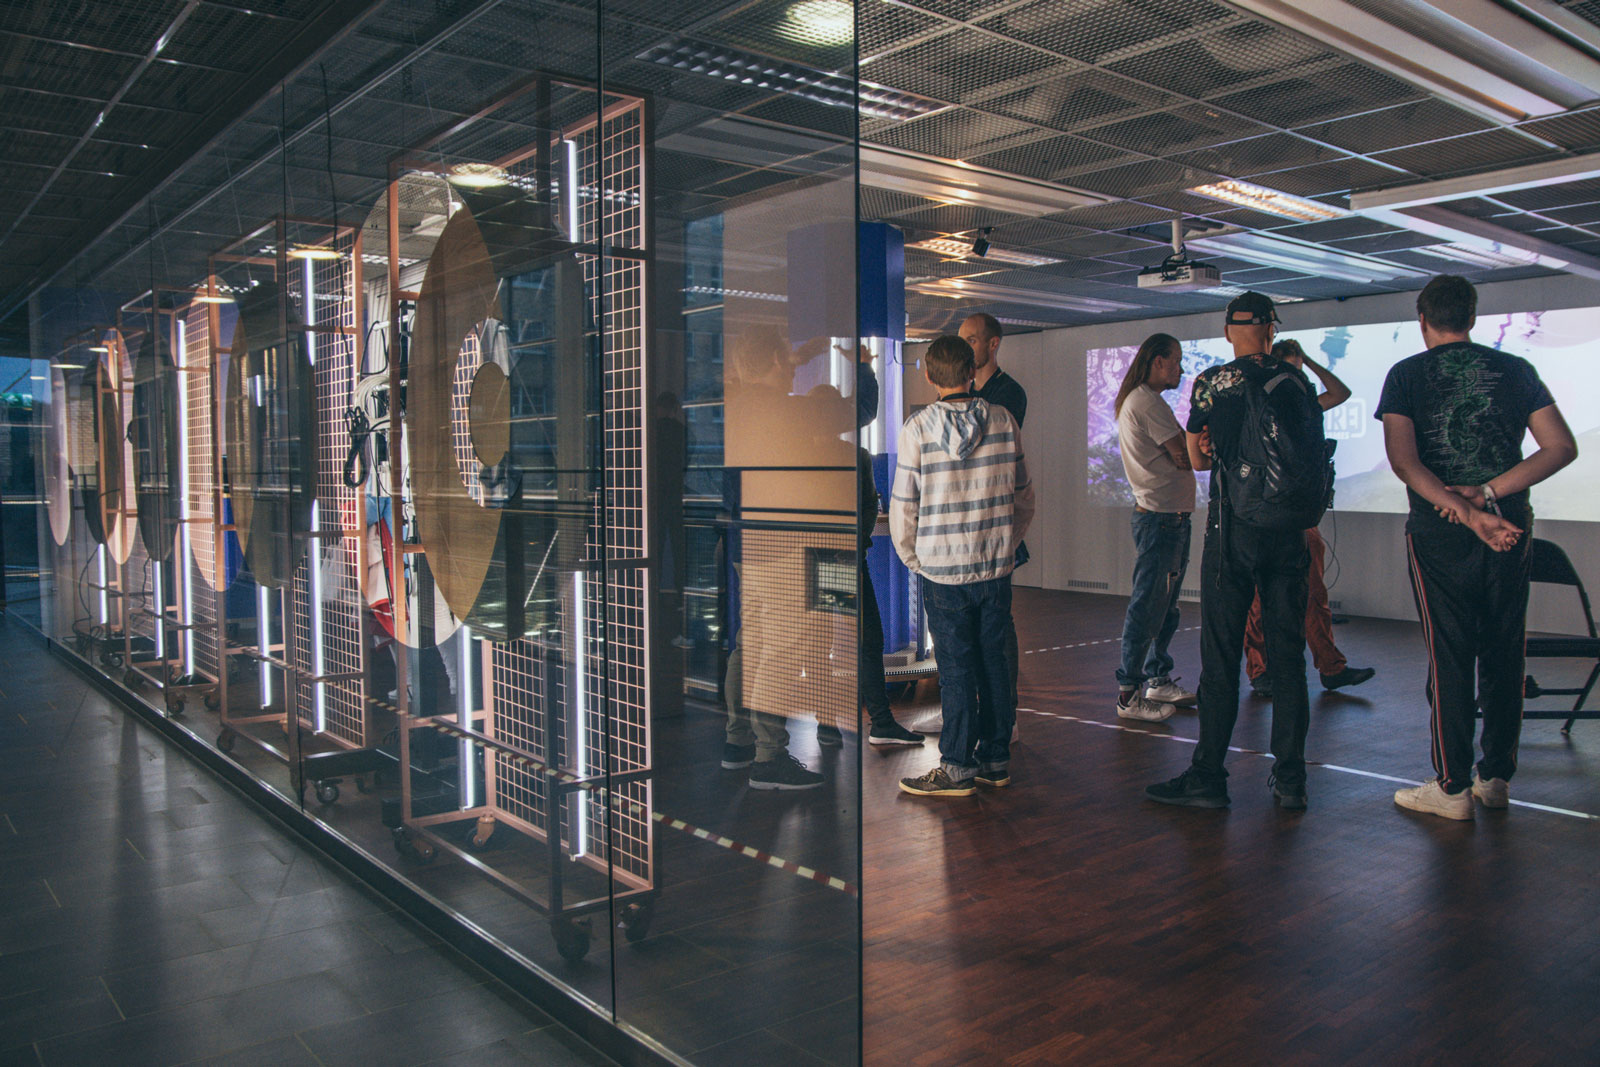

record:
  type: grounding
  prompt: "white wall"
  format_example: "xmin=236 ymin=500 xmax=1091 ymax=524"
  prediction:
xmin=990 ymin=273 xmax=1600 ymax=634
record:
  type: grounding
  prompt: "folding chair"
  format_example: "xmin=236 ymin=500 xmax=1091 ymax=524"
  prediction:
xmin=1523 ymin=538 xmax=1600 ymax=735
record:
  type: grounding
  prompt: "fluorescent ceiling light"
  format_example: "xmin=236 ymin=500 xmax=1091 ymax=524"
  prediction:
xmin=863 ymin=145 xmax=1110 ymax=218
xmin=1188 ymin=179 xmax=1349 ymax=222
xmin=907 ymin=277 xmax=1139 ymax=314
xmin=89 ymin=346 xmax=110 ymax=354
xmin=1350 ymin=154 xmax=1600 ymax=212
xmin=288 ymin=244 xmax=340 ymax=261
xmin=1230 ymin=0 xmax=1597 ymax=122
xmin=1199 ymin=284 xmax=1306 ymax=304
xmin=780 ymin=0 xmax=853 ymax=47
xmin=638 ymin=42 xmax=940 ymax=123
xmin=683 ymin=285 xmax=787 ymax=302
xmin=905 ymin=236 xmax=1063 ymax=267
xmin=1185 ymin=230 xmax=1429 ymax=283
xmin=1412 ymin=242 xmax=1544 ymax=269
xmin=1361 ymin=203 xmax=1600 ymax=281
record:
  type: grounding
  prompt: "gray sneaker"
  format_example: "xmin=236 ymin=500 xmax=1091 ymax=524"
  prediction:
xmin=1472 ymin=770 xmax=1509 ymax=809
xmin=1117 ymin=691 xmax=1176 ymax=722
xmin=899 ymin=767 xmax=977 ymax=797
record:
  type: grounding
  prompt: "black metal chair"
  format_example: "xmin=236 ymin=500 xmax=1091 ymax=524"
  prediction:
xmin=1523 ymin=538 xmax=1600 ymax=735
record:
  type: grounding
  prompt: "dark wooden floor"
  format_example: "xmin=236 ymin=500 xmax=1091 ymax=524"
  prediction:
xmin=7 ymin=584 xmax=1596 ymax=1066
xmin=864 ymin=587 xmax=1600 ymax=1066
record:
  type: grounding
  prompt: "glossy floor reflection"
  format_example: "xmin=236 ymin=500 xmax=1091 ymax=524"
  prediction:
xmin=0 ymin=615 xmax=615 ymax=1067
xmin=865 ymin=588 xmax=1600 ymax=1065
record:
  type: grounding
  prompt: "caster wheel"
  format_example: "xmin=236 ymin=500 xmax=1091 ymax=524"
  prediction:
xmin=204 ymin=691 xmax=221 ymax=712
xmin=166 ymin=698 xmax=186 ymax=716
xmin=124 ymin=669 xmax=142 ymax=691
xmin=552 ymin=919 xmax=592 ymax=962
xmin=392 ymin=828 xmax=435 ymax=864
xmin=466 ymin=828 xmax=494 ymax=851
xmin=217 ymin=729 xmax=237 ymax=753
xmin=620 ymin=901 xmax=654 ymax=944
xmin=314 ymin=781 xmax=340 ymax=805
xmin=354 ymin=775 xmax=372 ymax=795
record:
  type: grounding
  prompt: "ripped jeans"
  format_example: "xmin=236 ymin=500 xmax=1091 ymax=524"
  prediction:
xmin=1116 ymin=510 xmax=1192 ymax=690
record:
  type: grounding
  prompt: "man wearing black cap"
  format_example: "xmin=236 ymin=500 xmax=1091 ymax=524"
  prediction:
xmin=1146 ymin=292 xmax=1318 ymax=811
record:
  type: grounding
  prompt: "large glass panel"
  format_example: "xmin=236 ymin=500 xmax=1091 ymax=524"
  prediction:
xmin=603 ymin=0 xmax=863 ymax=1061
xmin=23 ymin=1 xmax=865 ymax=1061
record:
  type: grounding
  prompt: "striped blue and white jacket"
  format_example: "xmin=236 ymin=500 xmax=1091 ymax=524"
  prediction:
xmin=890 ymin=396 xmax=1035 ymax=585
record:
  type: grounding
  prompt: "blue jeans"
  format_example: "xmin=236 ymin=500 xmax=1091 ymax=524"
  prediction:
xmin=922 ymin=575 xmax=1013 ymax=779
xmin=1117 ymin=510 xmax=1191 ymax=690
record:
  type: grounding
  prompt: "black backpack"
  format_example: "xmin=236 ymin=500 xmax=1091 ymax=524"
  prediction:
xmin=1224 ymin=360 xmax=1335 ymax=531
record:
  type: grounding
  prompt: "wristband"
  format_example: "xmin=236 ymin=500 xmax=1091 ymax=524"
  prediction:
xmin=1481 ymin=483 xmax=1497 ymax=505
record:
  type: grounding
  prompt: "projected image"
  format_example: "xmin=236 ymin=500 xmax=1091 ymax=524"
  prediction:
xmin=1086 ymin=307 xmax=1600 ymax=521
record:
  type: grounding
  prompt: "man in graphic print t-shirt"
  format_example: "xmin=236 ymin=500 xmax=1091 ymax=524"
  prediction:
xmin=1378 ymin=275 xmax=1576 ymax=822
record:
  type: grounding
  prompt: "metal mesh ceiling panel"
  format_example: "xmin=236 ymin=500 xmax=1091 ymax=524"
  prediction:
xmin=978 ymin=0 xmax=1236 ymax=64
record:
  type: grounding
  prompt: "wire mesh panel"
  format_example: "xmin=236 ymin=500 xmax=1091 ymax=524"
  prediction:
xmin=489 ymin=635 xmax=556 ymax=834
xmin=182 ymin=302 xmax=220 ymax=682
xmin=287 ymin=230 xmax=369 ymax=748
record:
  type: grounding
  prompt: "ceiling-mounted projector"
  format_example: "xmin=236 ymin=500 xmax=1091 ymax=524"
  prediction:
xmin=1138 ymin=217 xmax=1221 ymax=292
xmin=1138 ymin=257 xmax=1221 ymax=292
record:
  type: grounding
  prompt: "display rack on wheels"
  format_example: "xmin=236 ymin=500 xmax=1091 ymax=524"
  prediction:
xmin=378 ymin=76 xmax=657 ymax=961
xmin=207 ymin=219 xmax=387 ymax=806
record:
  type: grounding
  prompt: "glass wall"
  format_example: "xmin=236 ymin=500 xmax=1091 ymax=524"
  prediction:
xmin=23 ymin=2 xmax=863 ymax=1063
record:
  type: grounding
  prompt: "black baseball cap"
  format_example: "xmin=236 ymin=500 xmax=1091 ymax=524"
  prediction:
xmin=1225 ymin=291 xmax=1279 ymax=325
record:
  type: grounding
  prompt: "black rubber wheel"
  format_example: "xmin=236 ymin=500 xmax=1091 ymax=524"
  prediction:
xmin=124 ymin=669 xmax=142 ymax=691
xmin=216 ymin=729 xmax=237 ymax=753
xmin=314 ymin=781 xmax=340 ymax=805
xmin=204 ymin=691 xmax=221 ymax=712
xmin=552 ymin=919 xmax=592 ymax=962
xmin=621 ymin=901 xmax=654 ymax=944
xmin=392 ymin=828 xmax=435 ymax=864
xmin=166 ymin=698 xmax=185 ymax=716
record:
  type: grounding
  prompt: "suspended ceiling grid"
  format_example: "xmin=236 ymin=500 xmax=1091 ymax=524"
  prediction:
xmin=4 ymin=0 xmax=1600 ymax=335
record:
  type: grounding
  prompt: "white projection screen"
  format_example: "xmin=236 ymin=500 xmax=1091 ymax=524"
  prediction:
xmin=1086 ymin=306 xmax=1599 ymax=521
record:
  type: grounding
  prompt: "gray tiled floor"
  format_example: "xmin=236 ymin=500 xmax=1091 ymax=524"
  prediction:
xmin=0 ymin=619 xmax=617 ymax=1067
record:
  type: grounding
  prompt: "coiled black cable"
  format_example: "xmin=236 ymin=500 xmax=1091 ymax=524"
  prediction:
xmin=343 ymin=407 xmax=372 ymax=489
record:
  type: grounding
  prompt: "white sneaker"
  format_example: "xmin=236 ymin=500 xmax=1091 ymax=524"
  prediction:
xmin=1472 ymin=770 xmax=1509 ymax=809
xmin=1116 ymin=692 xmax=1176 ymax=722
xmin=1394 ymin=778 xmax=1473 ymax=821
xmin=1145 ymin=678 xmax=1197 ymax=707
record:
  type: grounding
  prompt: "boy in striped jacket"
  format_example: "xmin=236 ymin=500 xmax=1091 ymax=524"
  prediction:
xmin=891 ymin=334 xmax=1036 ymax=797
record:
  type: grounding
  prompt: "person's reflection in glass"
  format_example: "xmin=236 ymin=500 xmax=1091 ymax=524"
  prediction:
xmin=652 ymin=391 xmax=690 ymax=650
xmin=720 ymin=327 xmax=825 ymax=790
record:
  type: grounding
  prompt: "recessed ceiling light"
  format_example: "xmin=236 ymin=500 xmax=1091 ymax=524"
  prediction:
xmin=905 ymin=236 xmax=1064 ymax=268
xmin=447 ymin=162 xmax=509 ymax=188
xmin=1188 ymin=179 xmax=1349 ymax=222
xmin=780 ymin=0 xmax=853 ymax=46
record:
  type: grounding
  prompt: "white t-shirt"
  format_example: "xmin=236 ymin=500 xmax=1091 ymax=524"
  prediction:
xmin=1117 ymin=384 xmax=1195 ymax=513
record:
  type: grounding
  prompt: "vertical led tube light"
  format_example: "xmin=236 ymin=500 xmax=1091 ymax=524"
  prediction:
xmin=304 ymin=262 xmax=326 ymax=733
xmin=572 ymin=569 xmax=588 ymax=859
xmin=258 ymin=584 xmax=271 ymax=708
xmin=176 ymin=318 xmax=194 ymax=675
xmin=564 ymin=139 xmax=579 ymax=243
xmin=97 ymin=545 xmax=107 ymax=625
xmin=152 ymin=560 xmax=164 ymax=660
xmin=309 ymin=501 xmax=326 ymax=732
xmin=460 ymin=625 xmax=475 ymax=810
